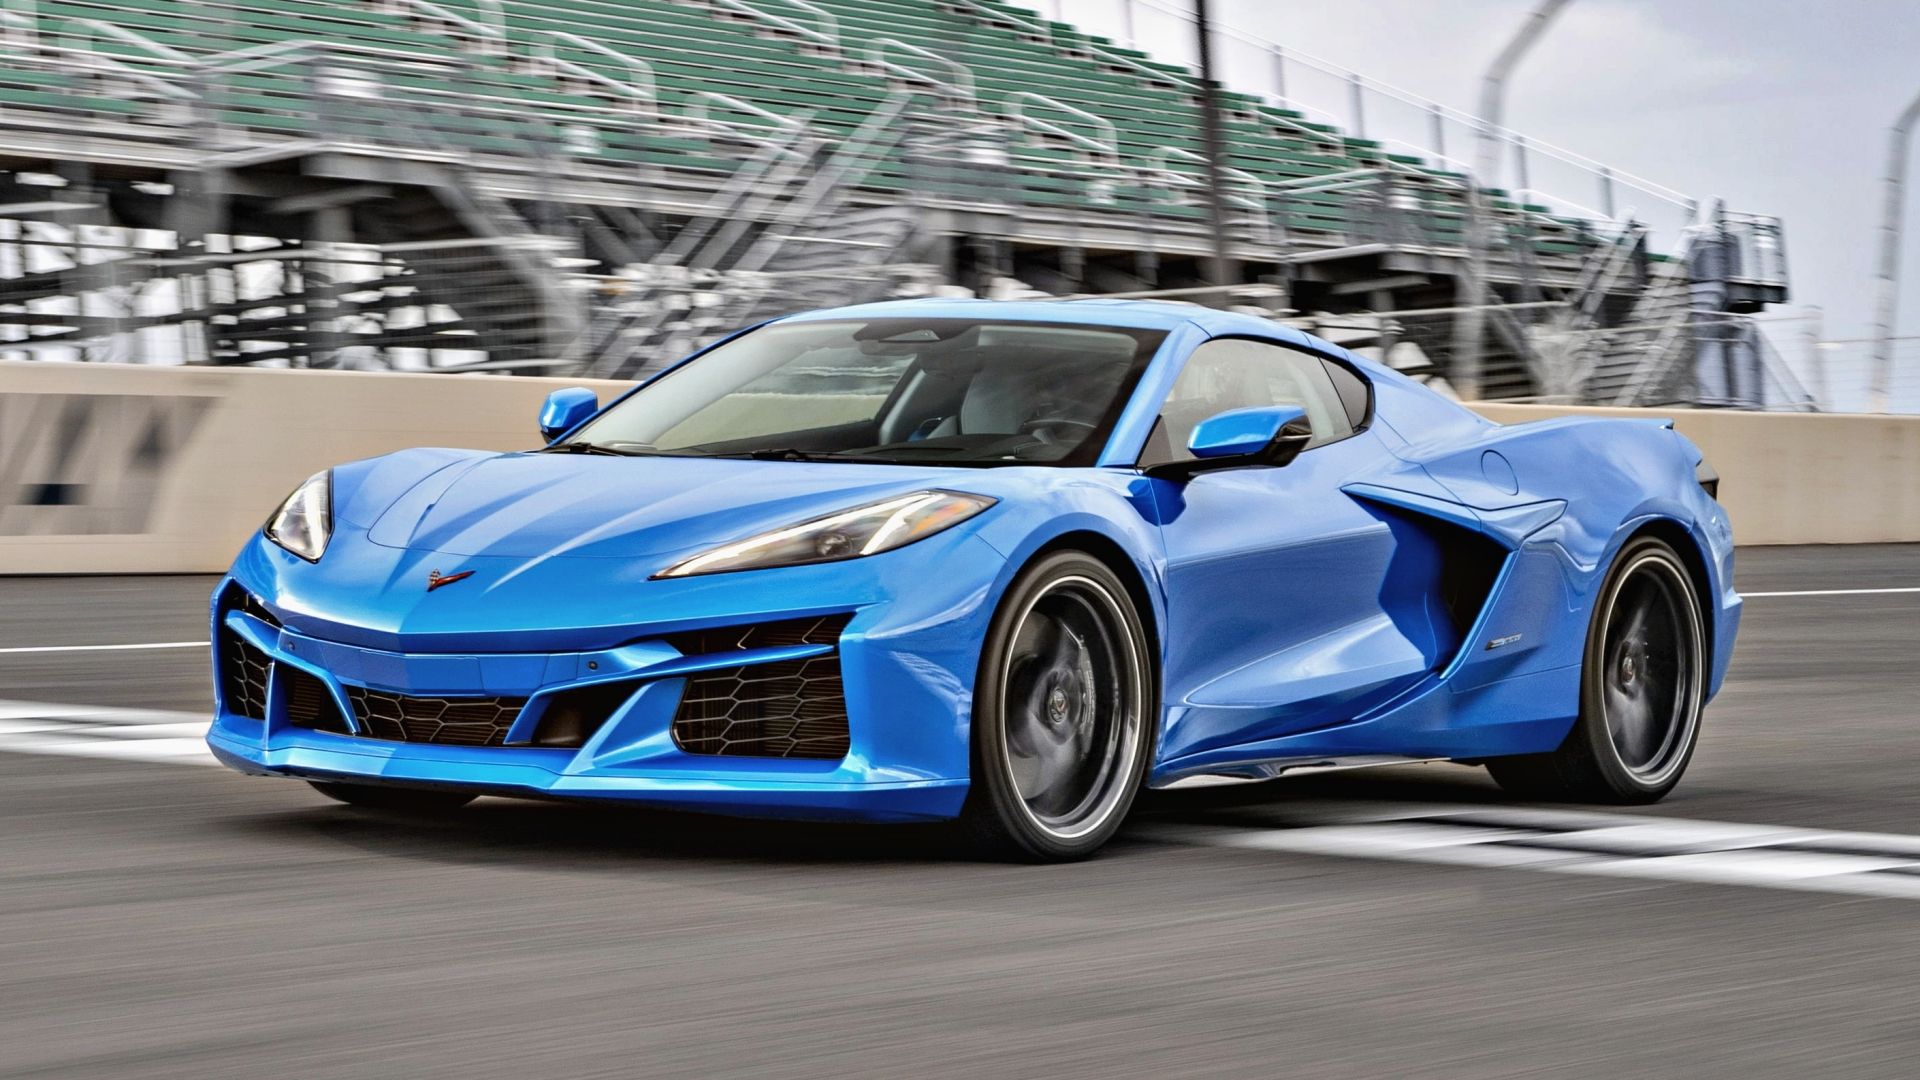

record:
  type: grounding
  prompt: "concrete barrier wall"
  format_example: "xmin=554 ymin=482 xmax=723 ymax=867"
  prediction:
xmin=2 ymin=360 xmax=1916 ymax=574
xmin=1472 ymin=403 xmax=1920 ymax=548
xmin=0 ymin=361 xmax=627 ymax=575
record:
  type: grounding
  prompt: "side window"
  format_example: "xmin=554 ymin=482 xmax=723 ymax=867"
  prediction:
xmin=1320 ymin=357 xmax=1372 ymax=431
xmin=1141 ymin=338 xmax=1354 ymax=467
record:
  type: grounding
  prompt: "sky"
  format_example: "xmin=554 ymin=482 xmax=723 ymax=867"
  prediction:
xmin=1013 ymin=0 xmax=1920 ymax=411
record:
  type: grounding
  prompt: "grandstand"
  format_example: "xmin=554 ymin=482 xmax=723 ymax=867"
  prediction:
xmin=0 ymin=0 xmax=1797 ymax=405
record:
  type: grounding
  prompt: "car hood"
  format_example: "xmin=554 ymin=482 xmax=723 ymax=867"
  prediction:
xmin=354 ymin=449 xmax=983 ymax=561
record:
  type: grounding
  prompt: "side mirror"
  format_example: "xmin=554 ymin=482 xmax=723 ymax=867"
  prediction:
xmin=539 ymin=387 xmax=598 ymax=443
xmin=1152 ymin=405 xmax=1311 ymax=479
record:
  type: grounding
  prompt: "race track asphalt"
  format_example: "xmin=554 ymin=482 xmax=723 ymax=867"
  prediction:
xmin=2 ymin=544 xmax=1917 ymax=1078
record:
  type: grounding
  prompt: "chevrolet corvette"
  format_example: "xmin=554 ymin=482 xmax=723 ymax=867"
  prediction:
xmin=208 ymin=298 xmax=1739 ymax=859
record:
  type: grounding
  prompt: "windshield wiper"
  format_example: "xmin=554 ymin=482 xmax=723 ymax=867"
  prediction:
xmin=540 ymin=441 xmax=636 ymax=456
xmin=706 ymin=447 xmax=858 ymax=462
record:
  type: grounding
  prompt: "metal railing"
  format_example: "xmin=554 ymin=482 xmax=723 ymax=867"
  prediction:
xmin=705 ymin=0 xmax=840 ymax=55
xmin=0 ymin=2 xmax=1791 ymax=398
xmin=526 ymin=30 xmax=659 ymax=115
xmin=1007 ymin=92 xmax=1119 ymax=164
xmin=864 ymin=37 xmax=977 ymax=104
xmin=380 ymin=0 xmax=508 ymax=59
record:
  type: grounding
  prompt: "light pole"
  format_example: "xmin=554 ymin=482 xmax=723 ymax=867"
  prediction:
xmin=1452 ymin=0 xmax=1572 ymax=399
xmin=1192 ymin=0 xmax=1234 ymax=293
xmin=1868 ymin=87 xmax=1920 ymax=414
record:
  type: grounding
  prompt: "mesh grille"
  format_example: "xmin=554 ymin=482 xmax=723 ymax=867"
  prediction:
xmin=283 ymin=666 xmax=352 ymax=734
xmin=671 ymin=654 xmax=851 ymax=760
xmin=218 ymin=630 xmax=272 ymax=720
xmin=345 ymin=687 xmax=528 ymax=747
xmin=216 ymin=586 xmax=278 ymax=721
xmin=665 ymin=614 xmax=851 ymax=656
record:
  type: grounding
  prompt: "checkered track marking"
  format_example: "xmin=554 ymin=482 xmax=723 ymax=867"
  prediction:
xmin=1141 ymin=805 xmax=1920 ymax=900
xmin=8 ymin=699 xmax=1920 ymax=900
xmin=0 ymin=700 xmax=216 ymax=765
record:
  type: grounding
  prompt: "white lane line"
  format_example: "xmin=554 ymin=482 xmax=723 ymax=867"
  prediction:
xmin=0 ymin=699 xmax=214 ymax=765
xmin=0 ymin=641 xmax=209 ymax=655
xmin=1743 ymin=587 xmax=1920 ymax=598
xmin=1141 ymin=804 xmax=1920 ymax=900
xmin=9 ymin=696 xmax=1920 ymax=901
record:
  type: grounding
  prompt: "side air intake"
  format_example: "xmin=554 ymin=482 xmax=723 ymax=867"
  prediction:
xmin=667 ymin=614 xmax=855 ymax=760
xmin=1349 ymin=492 xmax=1511 ymax=669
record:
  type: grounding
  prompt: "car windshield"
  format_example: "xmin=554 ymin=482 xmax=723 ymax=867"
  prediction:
xmin=561 ymin=318 xmax=1168 ymax=467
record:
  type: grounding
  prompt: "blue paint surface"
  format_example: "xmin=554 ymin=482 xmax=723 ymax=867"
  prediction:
xmin=211 ymin=299 xmax=1741 ymax=818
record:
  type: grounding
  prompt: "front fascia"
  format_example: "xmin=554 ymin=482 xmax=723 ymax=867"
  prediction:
xmin=213 ymin=521 xmax=1013 ymax=819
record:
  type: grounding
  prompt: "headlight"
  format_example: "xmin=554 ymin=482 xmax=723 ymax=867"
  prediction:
xmin=654 ymin=490 xmax=996 ymax=579
xmin=265 ymin=470 xmax=332 ymax=562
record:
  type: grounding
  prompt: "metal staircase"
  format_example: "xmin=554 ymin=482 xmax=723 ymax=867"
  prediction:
xmin=1585 ymin=229 xmax=1706 ymax=405
xmin=574 ymin=94 xmax=933 ymax=380
xmin=0 ymin=0 xmax=1794 ymax=400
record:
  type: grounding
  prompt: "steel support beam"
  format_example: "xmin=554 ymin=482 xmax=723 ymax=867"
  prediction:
xmin=1869 ymin=86 xmax=1920 ymax=413
xmin=1191 ymin=0 xmax=1234 ymax=293
xmin=1452 ymin=0 xmax=1572 ymax=400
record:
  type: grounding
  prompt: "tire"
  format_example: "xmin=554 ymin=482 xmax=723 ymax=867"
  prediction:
xmin=1487 ymin=536 xmax=1707 ymax=803
xmin=961 ymin=550 xmax=1155 ymax=861
xmin=308 ymin=781 xmax=477 ymax=814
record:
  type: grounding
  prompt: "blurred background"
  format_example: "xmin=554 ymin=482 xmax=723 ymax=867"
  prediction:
xmin=5 ymin=4 xmax=1920 ymax=1077
xmin=6 ymin=0 xmax=1913 ymax=413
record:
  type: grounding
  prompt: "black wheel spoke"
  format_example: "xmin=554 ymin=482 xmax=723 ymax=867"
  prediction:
xmin=1488 ymin=541 xmax=1707 ymax=805
xmin=996 ymin=574 xmax=1143 ymax=841
xmin=1599 ymin=554 xmax=1702 ymax=783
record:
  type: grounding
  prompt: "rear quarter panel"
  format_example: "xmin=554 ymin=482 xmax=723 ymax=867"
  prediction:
xmin=1404 ymin=415 xmax=1738 ymax=698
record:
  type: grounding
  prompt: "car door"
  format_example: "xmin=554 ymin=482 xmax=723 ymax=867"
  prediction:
xmin=1142 ymin=337 xmax=1437 ymax=765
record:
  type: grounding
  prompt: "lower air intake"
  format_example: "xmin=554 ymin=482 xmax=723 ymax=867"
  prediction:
xmin=283 ymin=667 xmax=352 ymax=734
xmin=671 ymin=654 xmax=851 ymax=760
xmin=345 ymin=687 xmax=527 ymax=747
xmin=219 ymin=630 xmax=271 ymax=721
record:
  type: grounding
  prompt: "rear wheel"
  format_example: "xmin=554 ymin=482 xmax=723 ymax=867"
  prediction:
xmin=1487 ymin=536 xmax=1706 ymax=803
xmin=961 ymin=551 xmax=1154 ymax=861
xmin=308 ymin=781 xmax=476 ymax=814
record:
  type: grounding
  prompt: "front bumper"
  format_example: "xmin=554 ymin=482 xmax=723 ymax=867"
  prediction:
xmin=207 ymin=726 xmax=968 ymax=821
xmin=208 ymin=530 xmax=1008 ymax=823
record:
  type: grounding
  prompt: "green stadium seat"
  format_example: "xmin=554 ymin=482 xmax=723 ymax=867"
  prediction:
xmin=0 ymin=0 xmax=1600 ymax=262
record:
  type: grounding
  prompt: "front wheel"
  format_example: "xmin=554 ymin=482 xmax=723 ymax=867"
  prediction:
xmin=961 ymin=551 xmax=1155 ymax=861
xmin=308 ymin=781 xmax=476 ymax=814
xmin=1487 ymin=536 xmax=1707 ymax=803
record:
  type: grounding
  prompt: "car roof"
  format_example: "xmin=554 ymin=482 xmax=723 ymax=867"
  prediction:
xmin=775 ymin=297 xmax=1339 ymax=356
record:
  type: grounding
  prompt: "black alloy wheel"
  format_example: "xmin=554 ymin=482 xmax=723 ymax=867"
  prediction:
xmin=962 ymin=551 xmax=1154 ymax=860
xmin=1487 ymin=536 xmax=1707 ymax=803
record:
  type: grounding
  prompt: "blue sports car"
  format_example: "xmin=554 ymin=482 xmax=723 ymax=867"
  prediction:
xmin=209 ymin=298 xmax=1739 ymax=859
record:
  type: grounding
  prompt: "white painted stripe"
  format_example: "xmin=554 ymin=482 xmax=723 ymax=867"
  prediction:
xmin=0 ymin=733 xmax=218 ymax=765
xmin=0 ymin=700 xmax=206 ymax=725
xmin=0 ymin=699 xmax=215 ymax=765
xmin=0 ymin=640 xmax=209 ymax=655
xmin=1140 ymin=804 xmax=1920 ymax=901
xmin=9 ymin=695 xmax=1920 ymax=900
xmin=1743 ymin=587 xmax=1920 ymax=598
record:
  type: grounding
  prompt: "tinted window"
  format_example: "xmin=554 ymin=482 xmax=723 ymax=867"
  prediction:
xmin=1140 ymin=338 xmax=1354 ymax=467
xmin=1320 ymin=357 xmax=1372 ymax=430
xmin=566 ymin=319 xmax=1167 ymax=468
